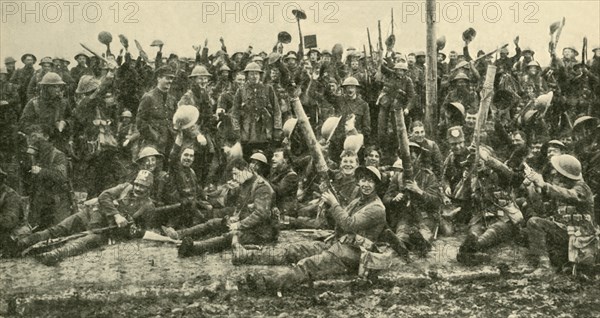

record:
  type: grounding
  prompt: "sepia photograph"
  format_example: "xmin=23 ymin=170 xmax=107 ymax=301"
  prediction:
xmin=1 ymin=0 xmax=600 ymax=316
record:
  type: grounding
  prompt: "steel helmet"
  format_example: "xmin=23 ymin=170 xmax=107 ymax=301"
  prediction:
xmin=4 ymin=57 xmax=16 ymax=64
xmin=356 ymin=166 xmax=382 ymax=183
xmin=522 ymin=47 xmax=535 ymax=55
xmin=150 ymin=39 xmax=164 ymax=47
xmin=173 ymin=105 xmax=200 ymax=130
xmin=414 ymin=51 xmax=426 ymax=57
xmin=447 ymin=102 xmax=465 ymax=117
xmin=534 ymin=91 xmax=553 ymax=108
xmin=573 ymin=116 xmax=599 ymax=131
xmin=341 ymin=76 xmax=360 ymax=87
xmin=21 ymin=53 xmax=37 ymax=63
xmin=267 ymin=52 xmax=282 ymax=65
xmin=243 ymin=62 xmax=264 ymax=73
xmin=282 ymin=118 xmax=298 ymax=139
xmin=39 ymin=72 xmax=65 ymax=85
xmin=121 ymin=110 xmax=133 ymax=118
xmin=250 ymin=152 xmax=268 ymax=164
xmin=136 ymin=147 xmax=163 ymax=163
xmin=343 ymin=134 xmax=364 ymax=153
xmin=452 ymin=72 xmax=470 ymax=81
xmin=550 ymin=154 xmax=582 ymax=181
xmin=196 ymin=133 xmax=207 ymax=146
xmin=189 ymin=65 xmax=211 ymax=78
xmin=39 ymin=56 xmax=54 ymax=66
xmin=394 ymin=62 xmax=409 ymax=70
xmin=500 ymin=47 xmax=509 ymax=54
xmin=252 ymin=55 xmax=264 ymax=62
xmin=74 ymin=52 xmax=89 ymax=61
xmin=219 ymin=64 xmax=231 ymax=72
xmin=391 ymin=158 xmax=404 ymax=171
xmin=563 ymin=46 xmax=579 ymax=56
xmin=321 ymin=49 xmax=332 ymax=56
xmin=527 ymin=61 xmax=541 ymax=69
xmin=75 ymin=75 xmax=100 ymax=94
xmin=321 ymin=116 xmax=341 ymax=141
xmin=134 ymin=170 xmax=154 ymax=187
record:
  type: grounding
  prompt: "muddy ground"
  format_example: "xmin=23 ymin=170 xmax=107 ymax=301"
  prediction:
xmin=1 ymin=231 xmax=599 ymax=317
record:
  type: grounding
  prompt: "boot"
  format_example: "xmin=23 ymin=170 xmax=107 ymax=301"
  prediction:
xmin=36 ymin=234 xmax=105 ymax=266
xmin=408 ymin=230 xmax=432 ymax=258
xmin=17 ymin=230 xmax=52 ymax=249
xmin=474 ymin=228 xmax=499 ymax=250
xmin=457 ymin=233 xmax=491 ymax=266
xmin=380 ymin=228 xmax=410 ymax=262
xmin=178 ymin=236 xmax=230 ymax=258
xmin=177 ymin=218 xmax=228 ymax=239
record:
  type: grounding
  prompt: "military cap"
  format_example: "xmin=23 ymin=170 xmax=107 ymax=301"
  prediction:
xmin=356 ymin=166 xmax=382 ymax=183
xmin=155 ymin=65 xmax=175 ymax=78
xmin=39 ymin=56 xmax=54 ymax=66
xmin=4 ymin=57 xmax=16 ymax=64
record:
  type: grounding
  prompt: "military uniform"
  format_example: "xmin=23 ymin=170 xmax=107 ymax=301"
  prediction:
xmin=0 ymin=182 xmax=26 ymax=256
xmin=0 ymin=80 xmax=21 ymax=162
xmin=10 ymin=65 xmax=35 ymax=107
xmin=136 ymin=87 xmax=177 ymax=154
xmin=269 ymin=164 xmax=299 ymax=217
xmin=19 ymin=95 xmax=72 ymax=151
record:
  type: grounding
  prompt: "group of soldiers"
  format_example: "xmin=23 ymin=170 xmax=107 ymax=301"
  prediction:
xmin=1 ymin=26 xmax=600 ymax=292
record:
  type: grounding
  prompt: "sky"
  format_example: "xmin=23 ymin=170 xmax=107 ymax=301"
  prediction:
xmin=1 ymin=0 xmax=599 ymax=66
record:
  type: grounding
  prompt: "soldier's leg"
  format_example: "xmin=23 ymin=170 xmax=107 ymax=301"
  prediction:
xmin=232 ymin=240 xmax=328 ymax=266
xmin=178 ymin=235 xmax=231 ymax=258
xmin=175 ymin=218 xmax=228 ymax=239
xmin=36 ymin=233 xmax=106 ymax=266
xmin=527 ymin=217 xmax=569 ymax=268
xmin=475 ymin=220 xmax=518 ymax=251
xmin=18 ymin=210 xmax=89 ymax=248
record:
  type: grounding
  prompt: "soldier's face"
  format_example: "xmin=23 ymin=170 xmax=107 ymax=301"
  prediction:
xmin=350 ymin=60 xmax=359 ymax=69
xmin=133 ymin=183 xmax=150 ymax=198
xmin=595 ymin=50 xmax=600 ymax=58
xmin=358 ymin=177 xmax=376 ymax=196
xmin=157 ymin=75 xmax=174 ymax=91
xmin=247 ymin=71 xmax=260 ymax=84
xmin=195 ymin=76 xmax=209 ymax=88
xmin=412 ymin=127 xmax=426 ymax=142
xmin=531 ymin=143 xmax=543 ymax=156
xmin=285 ymin=58 xmax=296 ymax=67
xmin=512 ymin=134 xmax=525 ymax=146
xmin=24 ymin=57 xmax=34 ymax=65
xmin=340 ymin=156 xmax=358 ymax=176
xmin=408 ymin=56 xmax=416 ymax=64
xmin=310 ymin=52 xmax=319 ymax=62
xmin=465 ymin=114 xmax=477 ymax=129
xmin=271 ymin=151 xmax=285 ymax=169
xmin=365 ymin=150 xmax=380 ymax=167
xmin=416 ymin=56 xmax=425 ymax=64
xmin=449 ymin=53 xmax=457 ymax=60
xmin=141 ymin=156 xmax=157 ymax=172
xmin=322 ymin=55 xmax=331 ymax=63
xmin=41 ymin=63 xmax=53 ymax=72
xmin=76 ymin=56 xmax=87 ymax=65
xmin=5 ymin=63 xmax=15 ymax=71
xmin=560 ymin=136 xmax=573 ymax=147
xmin=180 ymin=149 xmax=195 ymax=168
xmin=523 ymin=52 xmax=533 ymax=60
xmin=528 ymin=66 xmax=539 ymax=76
xmin=47 ymin=85 xmax=62 ymax=97
xmin=547 ymin=146 xmax=562 ymax=159
xmin=270 ymin=69 xmax=279 ymax=80
xmin=450 ymin=141 xmax=465 ymax=153
xmin=437 ymin=54 xmax=444 ymax=62
xmin=563 ymin=49 xmax=574 ymax=59
xmin=235 ymin=73 xmax=246 ymax=84
xmin=344 ymin=85 xmax=357 ymax=97
xmin=232 ymin=167 xmax=252 ymax=184
xmin=395 ymin=69 xmax=406 ymax=77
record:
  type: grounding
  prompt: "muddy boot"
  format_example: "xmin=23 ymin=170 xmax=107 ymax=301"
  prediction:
xmin=408 ymin=230 xmax=432 ymax=258
xmin=178 ymin=235 xmax=230 ymax=258
xmin=380 ymin=228 xmax=410 ymax=262
xmin=457 ymin=233 xmax=490 ymax=266
xmin=177 ymin=218 xmax=228 ymax=239
xmin=17 ymin=230 xmax=52 ymax=249
xmin=36 ymin=234 xmax=105 ymax=266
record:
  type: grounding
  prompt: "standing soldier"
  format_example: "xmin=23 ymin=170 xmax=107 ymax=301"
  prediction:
xmin=19 ymin=72 xmax=71 ymax=153
xmin=524 ymin=155 xmax=597 ymax=275
xmin=4 ymin=57 xmax=17 ymax=80
xmin=136 ymin=66 xmax=177 ymax=155
xmin=70 ymin=52 xmax=91 ymax=86
xmin=0 ymin=67 xmax=21 ymax=164
xmin=22 ymin=125 xmax=71 ymax=230
xmin=10 ymin=53 xmax=36 ymax=108
xmin=377 ymin=62 xmax=415 ymax=148
xmin=231 ymin=62 xmax=282 ymax=157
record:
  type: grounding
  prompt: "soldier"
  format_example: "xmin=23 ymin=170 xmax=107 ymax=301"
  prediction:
xmin=70 ymin=52 xmax=91 ymax=86
xmin=513 ymin=47 xmax=535 ymax=76
xmin=134 ymin=146 xmax=168 ymax=204
xmin=519 ymin=61 xmax=549 ymax=97
xmin=19 ymin=72 xmax=71 ymax=153
xmin=377 ymin=62 xmax=415 ymax=147
xmin=177 ymin=158 xmax=278 ymax=257
xmin=4 ymin=57 xmax=16 ymax=80
xmin=494 ymin=37 xmax=521 ymax=74
xmin=10 ymin=53 xmax=36 ymax=108
xmin=231 ymin=62 xmax=282 ymax=157
xmin=27 ymin=57 xmax=55 ymax=101
xmin=409 ymin=121 xmax=443 ymax=177
xmin=17 ymin=170 xmax=155 ymax=265
xmin=269 ymin=147 xmax=298 ymax=217
xmin=136 ymin=66 xmax=177 ymax=155
xmin=524 ymin=155 xmax=596 ymax=275
xmin=0 ymin=67 xmax=21 ymax=163
xmin=22 ymin=125 xmax=71 ymax=230
xmin=442 ymin=73 xmax=479 ymax=114
xmin=240 ymin=166 xmax=387 ymax=291
xmin=456 ymin=146 xmax=527 ymax=265
xmin=441 ymin=127 xmax=470 ymax=204
xmin=383 ymin=143 xmax=442 ymax=257
xmin=0 ymin=168 xmax=28 ymax=257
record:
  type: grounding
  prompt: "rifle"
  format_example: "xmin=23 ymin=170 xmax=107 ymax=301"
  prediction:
xmin=367 ymin=28 xmax=374 ymax=58
xmin=21 ymin=225 xmax=118 ymax=256
xmin=450 ymin=44 xmax=508 ymax=72
xmin=364 ymin=45 xmax=371 ymax=84
xmin=582 ymin=37 xmax=588 ymax=67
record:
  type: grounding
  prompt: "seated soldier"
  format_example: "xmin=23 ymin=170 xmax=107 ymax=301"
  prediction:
xmin=17 ymin=170 xmax=156 ymax=265
xmin=176 ymin=158 xmax=279 ymax=257
xmin=269 ymin=148 xmax=298 ymax=217
xmin=239 ymin=166 xmax=387 ymax=291
xmin=524 ymin=155 xmax=597 ymax=275
xmin=0 ymin=168 xmax=30 ymax=257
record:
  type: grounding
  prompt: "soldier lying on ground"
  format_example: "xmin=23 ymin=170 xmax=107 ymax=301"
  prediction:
xmin=16 ymin=170 xmax=156 ymax=265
